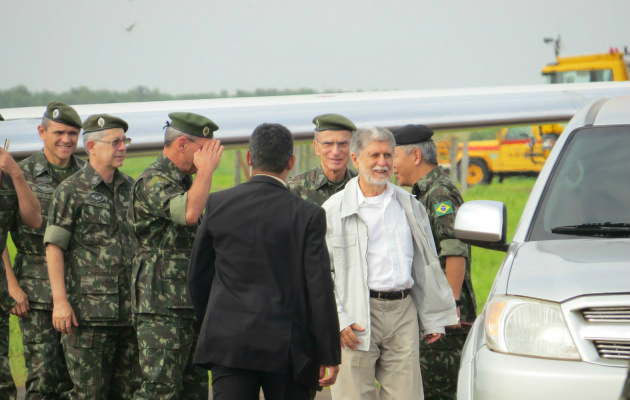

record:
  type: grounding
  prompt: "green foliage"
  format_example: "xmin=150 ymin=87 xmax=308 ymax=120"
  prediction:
xmin=9 ymin=316 xmax=25 ymax=385
xmin=0 ymin=85 xmax=332 ymax=108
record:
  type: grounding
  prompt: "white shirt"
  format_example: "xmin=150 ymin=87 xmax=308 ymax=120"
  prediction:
xmin=357 ymin=183 xmax=415 ymax=291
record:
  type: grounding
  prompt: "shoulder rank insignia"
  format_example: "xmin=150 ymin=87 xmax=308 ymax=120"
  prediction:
xmin=434 ymin=201 xmax=453 ymax=217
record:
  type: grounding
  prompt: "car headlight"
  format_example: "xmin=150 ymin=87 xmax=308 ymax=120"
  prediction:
xmin=485 ymin=295 xmax=581 ymax=360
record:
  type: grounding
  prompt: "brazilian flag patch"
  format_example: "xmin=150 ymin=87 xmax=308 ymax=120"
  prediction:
xmin=434 ymin=201 xmax=453 ymax=217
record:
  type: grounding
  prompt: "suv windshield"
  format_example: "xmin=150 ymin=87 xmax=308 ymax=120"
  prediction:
xmin=529 ymin=126 xmax=630 ymax=240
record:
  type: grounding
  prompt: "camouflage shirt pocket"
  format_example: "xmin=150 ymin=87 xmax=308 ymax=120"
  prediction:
xmin=78 ymin=274 xmax=119 ymax=321
xmin=159 ymin=257 xmax=192 ymax=309
xmin=174 ymin=224 xmax=196 ymax=251
xmin=18 ymin=256 xmax=52 ymax=306
xmin=78 ymin=205 xmax=112 ymax=247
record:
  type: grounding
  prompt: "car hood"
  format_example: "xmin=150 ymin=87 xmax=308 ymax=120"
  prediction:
xmin=506 ymin=238 xmax=630 ymax=302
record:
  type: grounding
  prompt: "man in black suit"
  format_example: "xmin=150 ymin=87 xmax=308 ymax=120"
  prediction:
xmin=188 ymin=123 xmax=341 ymax=399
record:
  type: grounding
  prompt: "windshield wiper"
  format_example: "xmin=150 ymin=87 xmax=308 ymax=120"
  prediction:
xmin=551 ymin=222 xmax=630 ymax=237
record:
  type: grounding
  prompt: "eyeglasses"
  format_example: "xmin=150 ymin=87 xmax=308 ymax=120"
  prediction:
xmin=316 ymin=140 xmax=350 ymax=151
xmin=92 ymin=138 xmax=132 ymax=148
xmin=188 ymin=139 xmax=203 ymax=148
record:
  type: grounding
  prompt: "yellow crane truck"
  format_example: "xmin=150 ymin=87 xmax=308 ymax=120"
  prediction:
xmin=442 ymin=47 xmax=629 ymax=185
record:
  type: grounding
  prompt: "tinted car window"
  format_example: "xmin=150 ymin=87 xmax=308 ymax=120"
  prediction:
xmin=529 ymin=125 xmax=630 ymax=240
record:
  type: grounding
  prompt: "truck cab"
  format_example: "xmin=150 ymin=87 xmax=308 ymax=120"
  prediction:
xmin=542 ymin=50 xmax=630 ymax=84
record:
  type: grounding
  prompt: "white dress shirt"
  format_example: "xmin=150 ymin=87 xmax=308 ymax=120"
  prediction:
xmin=357 ymin=183 xmax=415 ymax=291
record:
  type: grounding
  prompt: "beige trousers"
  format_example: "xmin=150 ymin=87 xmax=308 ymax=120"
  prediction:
xmin=331 ymin=296 xmax=423 ymax=400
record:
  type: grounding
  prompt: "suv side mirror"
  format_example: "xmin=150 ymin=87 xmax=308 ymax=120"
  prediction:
xmin=455 ymin=200 xmax=509 ymax=252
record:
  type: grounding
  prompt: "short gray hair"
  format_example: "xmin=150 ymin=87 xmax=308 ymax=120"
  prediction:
xmin=399 ymin=141 xmax=438 ymax=165
xmin=350 ymin=126 xmax=395 ymax=157
xmin=83 ymin=130 xmax=107 ymax=147
xmin=164 ymin=126 xmax=198 ymax=146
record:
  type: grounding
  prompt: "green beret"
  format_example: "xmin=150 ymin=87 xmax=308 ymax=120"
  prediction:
xmin=312 ymin=113 xmax=357 ymax=132
xmin=82 ymin=114 xmax=128 ymax=134
xmin=43 ymin=101 xmax=82 ymax=129
xmin=393 ymin=124 xmax=434 ymax=145
xmin=0 ymin=113 xmax=3 ymax=121
xmin=167 ymin=112 xmax=218 ymax=138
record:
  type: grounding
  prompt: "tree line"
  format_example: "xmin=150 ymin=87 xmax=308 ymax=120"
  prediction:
xmin=0 ymin=85 xmax=338 ymax=108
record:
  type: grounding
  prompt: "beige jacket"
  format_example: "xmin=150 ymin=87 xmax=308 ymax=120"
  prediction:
xmin=322 ymin=178 xmax=459 ymax=351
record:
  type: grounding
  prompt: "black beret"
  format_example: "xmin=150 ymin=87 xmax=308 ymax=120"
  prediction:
xmin=43 ymin=101 xmax=83 ymax=129
xmin=393 ymin=124 xmax=434 ymax=145
xmin=83 ymin=114 xmax=129 ymax=134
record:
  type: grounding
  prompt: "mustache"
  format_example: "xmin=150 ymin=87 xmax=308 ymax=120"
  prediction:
xmin=372 ymin=166 xmax=389 ymax=173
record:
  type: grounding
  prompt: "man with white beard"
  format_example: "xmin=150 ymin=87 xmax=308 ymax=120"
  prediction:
xmin=321 ymin=126 xmax=458 ymax=400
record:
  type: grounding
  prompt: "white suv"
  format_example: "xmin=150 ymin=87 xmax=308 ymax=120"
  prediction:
xmin=455 ymin=96 xmax=630 ymax=400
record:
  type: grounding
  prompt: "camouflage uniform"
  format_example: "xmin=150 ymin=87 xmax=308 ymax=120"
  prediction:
xmin=412 ymin=166 xmax=476 ymax=400
xmin=0 ymin=175 xmax=18 ymax=400
xmin=43 ymin=162 xmax=141 ymax=400
xmin=9 ymin=151 xmax=84 ymax=399
xmin=288 ymin=165 xmax=357 ymax=206
xmin=131 ymin=153 xmax=208 ymax=399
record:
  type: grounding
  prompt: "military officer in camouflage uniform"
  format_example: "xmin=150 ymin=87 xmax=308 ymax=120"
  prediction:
xmin=0 ymin=112 xmax=43 ymax=399
xmin=44 ymin=114 xmax=141 ymax=399
xmin=6 ymin=101 xmax=84 ymax=399
xmin=288 ymin=113 xmax=357 ymax=205
xmin=393 ymin=124 xmax=476 ymax=400
xmin=131 ymin=112 xmax=223 ymax=399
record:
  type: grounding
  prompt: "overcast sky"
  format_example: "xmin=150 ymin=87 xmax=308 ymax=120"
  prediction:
xmin=2 ymin=0 xmax=628 ymax=95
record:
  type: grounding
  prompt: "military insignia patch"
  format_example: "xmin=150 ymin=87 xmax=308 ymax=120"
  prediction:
xmin=53 ymin=109 xmax=60 ymax=119
xmin=98 ymin=117 xmax=105 ymax=127
xmin=89 ymin=192 xmax=105 ymax=202
xmin=203 ymin=126 xmax=210 ymax=137
xmin=35 ymin=164 xmax=45 ymax=173
xmin=36 ymin=175 xmax=53 ymax=184
xmin=91 ymin=176 xmax=100 ymax=185
xmin=36 ymin=183 xmax=54 ymax=194
xmin=434 ymin=201 xmax=453 ymax=217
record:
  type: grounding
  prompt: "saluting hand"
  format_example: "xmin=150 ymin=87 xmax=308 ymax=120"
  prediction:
xmin=53 ymin=300 xmax=78 ymax=335
xmin=0 ymin=148 xmax=21 ymax=178
xmin=193 ymin=139 xmax=224 ymax=174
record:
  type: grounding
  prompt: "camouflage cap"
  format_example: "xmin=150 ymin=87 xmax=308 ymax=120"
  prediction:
xmin=0 ymin=113 xmax=3 ymax=121
xmin=43 ymin=101 xmax=83 ymax=129
xmin=82 ymin=114 xmax=129 ymax=134
xmin=167 ymin=112 xmax=218 ymax=138
xmin=313 ymin=113 xmax=357 ymax=132
xmin=393 ymin=124 xmax=434 ymax=145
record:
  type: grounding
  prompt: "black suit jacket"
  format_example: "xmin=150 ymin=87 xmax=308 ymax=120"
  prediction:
xmin=188 ymin=175 xmax=341 ymax=388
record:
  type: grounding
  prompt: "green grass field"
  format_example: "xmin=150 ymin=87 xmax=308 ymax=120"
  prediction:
xmin=5 ymin=148 xmax=536 ymax=385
